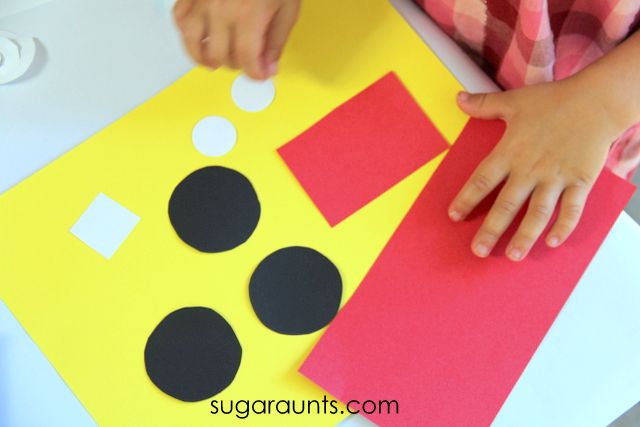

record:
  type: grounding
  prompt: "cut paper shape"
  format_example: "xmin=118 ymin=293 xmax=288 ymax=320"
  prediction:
xmin=231 ymin=74 xmax=275 ymax=112
xmin=192 ymin=116 xmax=237 ymax=156
xmin=168 ymin=166 xmax=261 ymax=253
xmin=300 ymin=119 xmax=635 ymax=427
xmin=249 ymin=246 xmax=342 ymax=335
xmin=0 ymin=31 xmax=36 ymax=84
xmin=144 ymin=307 xmax=242 ymax=402
xmin=278 ymin=72 xmax=450 ymax=226
xmin=70 ymin=193 xmax=140 ymax=259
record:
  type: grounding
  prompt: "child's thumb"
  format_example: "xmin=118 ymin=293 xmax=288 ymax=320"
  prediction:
xmin=456 ymin=91 xmax=506 ymax=120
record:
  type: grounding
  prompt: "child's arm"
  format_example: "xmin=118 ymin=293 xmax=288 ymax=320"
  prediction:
xmin=173 ymin=0 xmax=301 ymax=80
xmin=449 ymin=31 xmax=640 ymax=261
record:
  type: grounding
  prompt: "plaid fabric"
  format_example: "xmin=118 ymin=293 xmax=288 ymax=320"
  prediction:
xmin=416 ymin=0 xmax=640 ymax=179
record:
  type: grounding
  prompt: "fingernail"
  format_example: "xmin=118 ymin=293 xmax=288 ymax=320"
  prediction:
xmin=547 ymin=236 xmax=560 ymax=247
xmin=457 ymin=91 xmax=470 ymax=101
xmin=449 ymin=210 xmax=462 ymax=222
xmin=267 ymin=61 xmax=278 ymax=77
xmin=474 ymin=243 xmax=490 ymax=258
xmin=508 ymin=247 xmax=524 ymax=261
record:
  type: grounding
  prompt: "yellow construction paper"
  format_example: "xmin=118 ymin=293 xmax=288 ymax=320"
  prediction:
xmin=0 ymin=0 xmax=466 ymax=425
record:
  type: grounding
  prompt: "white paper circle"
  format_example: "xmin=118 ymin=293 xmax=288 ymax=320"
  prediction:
xmin=0 ymin=32 xmax=36 ymax=84
xmin=231 ymin=74 xmax=275 ymax=112
xmin=192 ymin=116 xmax=237 ymax=156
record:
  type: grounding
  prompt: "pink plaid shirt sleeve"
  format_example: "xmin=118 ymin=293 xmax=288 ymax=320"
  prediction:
xmin=416 ymin=0 xmax=640 ymax=179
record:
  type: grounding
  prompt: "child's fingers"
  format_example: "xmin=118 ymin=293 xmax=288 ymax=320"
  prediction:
xmin=456 ymin=91 xmax=513 ymax=120
xmin=471 ymin=177 xmax=534 ymax=258
xmin=506 ymin=184 xmax=562 ymax=261
xmin=173 ymin=0 xmax=194 ymax=23
xmin=228 ymin=25 xmax=240 ymax=69
xmin=235 ymin=9 xmax=271 ymax=79
xmin=449 ymin=155 xmax=508 ymax=221
xmin=181 ymin=10 xmax=207 ymax=66
xmin=203 ymin=14 xmax=230 ymax=69
xmin=545 ymin=183 xmax=590 ymax=247
xmin=264 ymin=2 xmax=300 ymax=74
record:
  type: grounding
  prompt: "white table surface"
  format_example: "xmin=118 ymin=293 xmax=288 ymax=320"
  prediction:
xmin=1 ymin=1 xmax=639 ymax=426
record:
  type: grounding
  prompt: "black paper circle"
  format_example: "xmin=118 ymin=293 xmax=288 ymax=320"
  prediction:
xmin=168 ymin=166 xmax=260 ymax=252
xmin=144 ymin=307 xmax=242 ymax=402
xmin=249 ymin=246 xmax=342 ymax=335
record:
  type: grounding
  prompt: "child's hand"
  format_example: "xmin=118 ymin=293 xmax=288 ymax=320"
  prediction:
xmin=173 ymin=0 xmax=301 ymax=80
xmin=449 ymin=79 xmax=621 ymax=261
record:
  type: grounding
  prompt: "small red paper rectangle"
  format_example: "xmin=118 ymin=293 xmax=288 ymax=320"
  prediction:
xmin=300 ymin=119 xmax=635 ymax=426
xmin=278 ymin=72 xmax=449 ymax=226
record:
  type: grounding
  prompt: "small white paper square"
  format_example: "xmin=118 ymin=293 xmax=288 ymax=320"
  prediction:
xmin=70 ymin=193 xmax=140 ymax=259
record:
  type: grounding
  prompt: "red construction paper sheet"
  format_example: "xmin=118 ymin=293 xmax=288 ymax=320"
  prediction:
xmin=278 ymin=72 xmax=449 ymax=226
xmin=300 ymin=119 xmax=635 ymax=427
